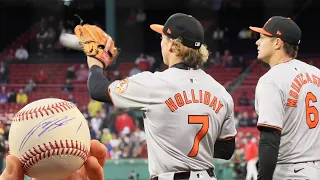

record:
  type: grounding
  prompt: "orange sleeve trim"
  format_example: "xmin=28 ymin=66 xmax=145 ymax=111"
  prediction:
xmin=107 ymin=85 xmax=117 ymax=107
xmin=217 ymin=135 xmax=236 ymax=141
xmin=257 ymin=124 xmax=282 ymax=131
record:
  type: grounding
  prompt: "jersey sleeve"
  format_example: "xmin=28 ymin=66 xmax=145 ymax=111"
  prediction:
xmin=108 ymin=72 xmax=152 ymax=111
xmin=255 ymin=82 xmax=285 ymax=131
xmin=218 ymin=98 xmax=237 ymax=140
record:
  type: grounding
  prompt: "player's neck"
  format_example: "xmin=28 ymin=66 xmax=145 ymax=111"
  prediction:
xmin=269 ymin=55 xmax=293 ymax=68
xmin=168 ymin=56 xmax=183 ymax=67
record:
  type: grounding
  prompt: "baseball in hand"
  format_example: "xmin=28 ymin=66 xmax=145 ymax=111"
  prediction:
xmin=59 ymin=33 xmax=83 ymax=51
xmin=9 ymin=98 xmax=91 ymax=180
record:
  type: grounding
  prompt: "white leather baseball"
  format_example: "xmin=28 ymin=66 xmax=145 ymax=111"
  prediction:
xmin=59 ymin=33 xmax=82 ymax=51
xmin=9 ymin=98 xmax=91 ymax=180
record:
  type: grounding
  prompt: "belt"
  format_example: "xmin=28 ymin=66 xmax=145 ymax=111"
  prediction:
xmin=150 ymin=168 xmax=215 ymax=180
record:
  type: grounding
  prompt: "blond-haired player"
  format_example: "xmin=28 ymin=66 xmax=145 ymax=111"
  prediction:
xmin=86 ymin=13 xmax=237 ymax=180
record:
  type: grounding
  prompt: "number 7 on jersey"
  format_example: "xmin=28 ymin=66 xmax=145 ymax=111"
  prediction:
xmin=188 ymin=115 xmax=209 ymax=157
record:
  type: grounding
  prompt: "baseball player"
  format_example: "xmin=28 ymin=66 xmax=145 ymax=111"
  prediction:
xmin=78 ymin=13 xmax=237 ymax=180
xmin=250 ymin=16 xmax=320 ymax=180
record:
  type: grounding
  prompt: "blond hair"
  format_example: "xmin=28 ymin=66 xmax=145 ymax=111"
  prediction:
xmin=171 ymin=38 xmax=209 ymax=68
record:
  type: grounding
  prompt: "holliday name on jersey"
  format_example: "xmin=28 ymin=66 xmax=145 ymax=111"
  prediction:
xmin=287 ymin=72 xmax=320 ymax=107
xmin=165 ymin=89 xmax=224 ymax=113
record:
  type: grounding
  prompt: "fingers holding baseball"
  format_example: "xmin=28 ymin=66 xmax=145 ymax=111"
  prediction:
xmin=84 ymin=156 xmax=104 ymax=180
xmin=89 ymin=140 xmax=107 ymax=167
xmin=0 ymin=155 xmax=24 ymax=180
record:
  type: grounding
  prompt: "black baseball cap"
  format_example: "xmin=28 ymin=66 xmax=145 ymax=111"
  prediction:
xmin=150 ymin=13 xmax=204 ymax=49
xmin=249 ymin=16 xmax=301 ymax=45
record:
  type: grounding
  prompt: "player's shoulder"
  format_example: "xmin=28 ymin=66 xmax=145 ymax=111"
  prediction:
xmin=128 ymin=71 xmax=155 ymax=80
xmin=258 ymin=59 xmax=301 ymax=86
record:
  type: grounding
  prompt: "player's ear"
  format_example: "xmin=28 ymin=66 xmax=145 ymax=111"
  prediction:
xmin=274 ymin=38 xmax=282 ymax=50
xmin=168 ymin=39 xmax=174 ymax=52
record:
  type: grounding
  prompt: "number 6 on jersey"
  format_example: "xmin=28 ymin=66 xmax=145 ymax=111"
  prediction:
xmin=188 ymin=115 xmax=209 ymax=157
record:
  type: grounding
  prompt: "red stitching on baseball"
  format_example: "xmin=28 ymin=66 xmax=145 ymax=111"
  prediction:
xmin=20 ymin=140 xmax=89 ymax=173
xmin=12 ymin=101 xmax=75 ymax=121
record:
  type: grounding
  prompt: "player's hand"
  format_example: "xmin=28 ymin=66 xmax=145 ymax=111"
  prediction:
xmin=0 ymin=140 xmax=107 ymax=180
xmin=0 ymin=154 xmax=24 ymax=180
xmin=86 ymin=36 xmax=115 ymax=69
xmin=74 ymin=22 xmax=118 ymax=69
xmin=62 ymin=140 xmax=107 ymax=180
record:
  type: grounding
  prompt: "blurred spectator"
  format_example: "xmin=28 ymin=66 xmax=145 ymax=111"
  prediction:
xmin=16 ymin=89 xmax=28 ymax=104
xmin=80 ymin=104 xmax=90 ymax=120
xmin=239 ymin=112 xmax=251 ymax=127
xmin=24 ymin=79 xmax=36 ymax=94
xmin=62 ymin=79 xmax=74 ymax=93
xmin=250 ymin=95 xmax=255 ymax=107
xmin=120 ymin=145 xmax=131 ymax=159
xmin=146 ymin=54 xmax=156 ymax=70
xmin=135 ymin=53 xmax=146 ymax=64
xmin=0 ymin=129 xmax=5 ymax=174
xmin=88 ymin=120 xmax=97 ymax=140
xmin=234 ymin=111 xmax=240 ymax=128
xmin=100 ymin=128 xmax=113 ymax=145
xmin=221 ymin=49 xmax=233 ymax=67
xmin=136 ymin=9 xmax=146 ymax=23
xmin=88 ymin=99 xmax=103 ymax=117
xmin=15 ymin=46 xmax=29 ymax=60
xmin=60 ymin=21 xmax=73 ymax=34
xmin=66 ymin=66 xmax=76 ymax=79
xmin=76 ymin=64 xmax=88 ymax=81
xmin=104 ymin=139 xmax=113 ymax=154
xmin=237 ymin=56 xmax=246 ymax=72
xmin=46 ymin=27 xmax=56 ymax=51
xmin=210 ymin=51 xmax=221 ymax=65
xmin=244 ymin=133 xmax=258 ymax=180
xmin=7 ymin=89 xmax=16 ymax=103
xmin=36 ymin=27 xmax=49 ymax=55
xmin=104 ymin=107 xmax=124 ymax=133
xmin=249 ymin=112 xmax=258 ymax=127
xmin=129 ymin=64 xmax=142 ymax=76
xmin=0 ymin=87 xmax=8 ymax=104
xmin=91 ymin=111 xmax=103 ymax=138
xmin=133 ymin=127 xmax=146 ymax=143
xmin=238 ymin=92 xmax=250 ymax=106
xmin=66 ymin=94 xmax=76 ymax=104
xmin=39 ymin=17 xmax=47 ymax=30
xmin=136 ymin=141 xmax=148 ymax=158
xmin=116 ymin=112 xmax=136 ymax=134
xmin=135 ymin=54 xmax=151 ymax=71
xmin=111 ymin=146 xmax=122 ymax=160
xmin=0 ymin=62 xmax=10 ymax=84
xmin=238 ymin=28 xmax=252 ymax=39
xmin=212 ymin=27 xmax=224 ymax=40
xmin=35 ymin=69 xmax=48 ymax=84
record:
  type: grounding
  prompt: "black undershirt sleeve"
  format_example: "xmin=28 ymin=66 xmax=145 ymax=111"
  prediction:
xmin=87 ymin=65 xmax=112 ymax=103
xmin=214 ymin=138 xmax=235 ymax=160
xmin=257 ymin=126 xmax=281 ymax=180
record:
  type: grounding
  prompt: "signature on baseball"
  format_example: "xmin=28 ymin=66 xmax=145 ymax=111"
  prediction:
xmin=19 ymin=115 xmax=77 ymax=152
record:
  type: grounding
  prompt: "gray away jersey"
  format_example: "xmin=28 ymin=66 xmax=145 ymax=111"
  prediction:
xmin=255 ymin=59 xmax=320 ymax=163
xmin=108 ymin=67 xmax=237 ymax=176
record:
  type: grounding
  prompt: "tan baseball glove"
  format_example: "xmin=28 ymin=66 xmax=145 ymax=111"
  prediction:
xmin=74 ymin=24 xmax=118 ymax=69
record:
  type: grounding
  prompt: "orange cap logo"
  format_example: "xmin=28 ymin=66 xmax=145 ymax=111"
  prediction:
xmin=167 ymin=28 xmax=172 ymax=34
xmin=276 ymin=30 xmax=282 ymax=35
